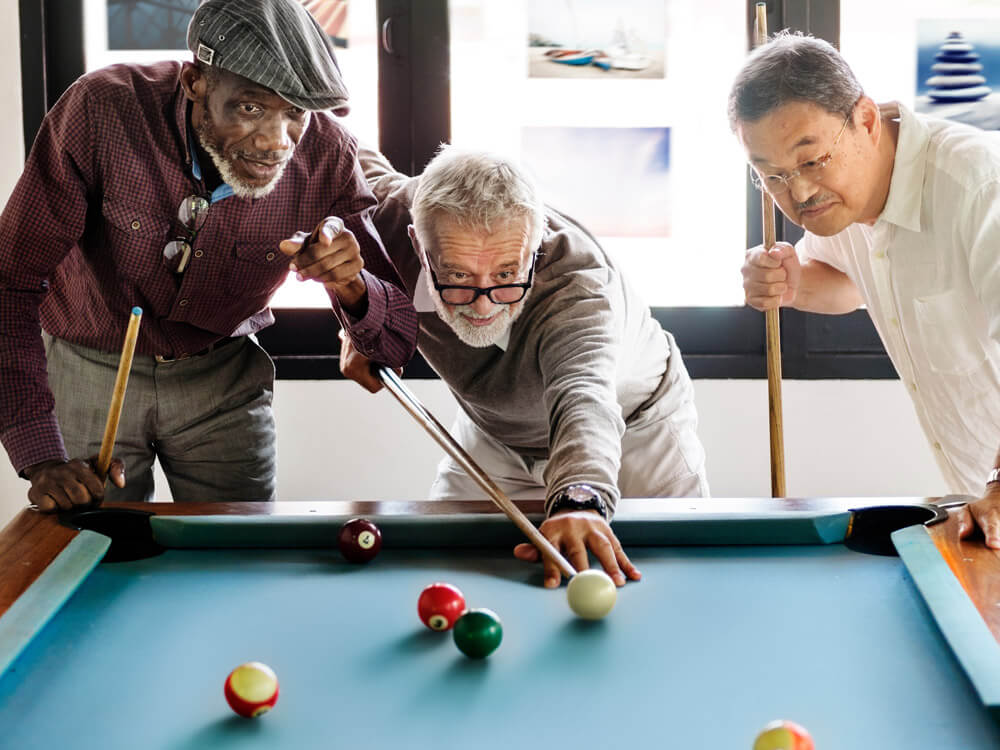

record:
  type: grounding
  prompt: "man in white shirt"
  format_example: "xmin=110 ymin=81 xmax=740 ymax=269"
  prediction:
xmin=731 ymin=31 xmax=1000 ymax=548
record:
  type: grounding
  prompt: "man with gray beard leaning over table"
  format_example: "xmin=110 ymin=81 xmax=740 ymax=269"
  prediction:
xmin=340 ymin=145 xmax=708 ymax=589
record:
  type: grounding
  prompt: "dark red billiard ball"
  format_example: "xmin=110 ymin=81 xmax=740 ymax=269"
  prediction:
xmin=417 ymin=582 xmax=467 ymax=631
xmin=338 ymin=518 xmax=382 ymax=563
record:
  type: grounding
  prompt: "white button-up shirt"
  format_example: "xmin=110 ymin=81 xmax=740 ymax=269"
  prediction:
xmin=798 ymin=102 xmax=1000 ymax=495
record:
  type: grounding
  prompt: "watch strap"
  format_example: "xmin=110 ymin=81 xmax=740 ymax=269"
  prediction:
xmin=548 ymin=484 xmax=609 ymax=520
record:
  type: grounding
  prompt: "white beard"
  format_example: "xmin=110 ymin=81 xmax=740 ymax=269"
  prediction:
xmin=425 ymin=273 xmax=530 ymax=348
xmin=198 ymin=138 xmax=288 ymax=199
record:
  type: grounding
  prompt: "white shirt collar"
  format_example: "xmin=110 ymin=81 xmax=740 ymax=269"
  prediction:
xmin=878 ymin=101 xmax=930 ymax=233
xmin=413 ymin=267 xmax=436 ymax=313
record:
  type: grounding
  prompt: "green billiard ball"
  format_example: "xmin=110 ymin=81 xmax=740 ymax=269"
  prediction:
xmin=452 ymin=608 xmax=503 ymax=659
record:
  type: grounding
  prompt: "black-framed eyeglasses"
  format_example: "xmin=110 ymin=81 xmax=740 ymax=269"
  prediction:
xmin=163 ymin=195 xmax=210 ymax=273
xmin=428 ymin=252 xmax=539 ymax=305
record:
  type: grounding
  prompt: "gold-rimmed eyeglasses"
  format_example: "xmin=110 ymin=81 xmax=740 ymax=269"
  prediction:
xmin=751 ymin=109 xmax=853 ymax=195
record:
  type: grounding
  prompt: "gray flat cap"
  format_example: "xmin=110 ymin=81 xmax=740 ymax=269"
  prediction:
xmin=187 ymin=0 xmax=349 ymax=114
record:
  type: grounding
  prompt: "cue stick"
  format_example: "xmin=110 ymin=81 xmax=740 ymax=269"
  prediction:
xmin=753 ymin=2 xmax=787 ymax=498
xmin=376 ymin=365 xmax=578 ymax=580
xmin=95 ymin=306 xmax=143 ymax=482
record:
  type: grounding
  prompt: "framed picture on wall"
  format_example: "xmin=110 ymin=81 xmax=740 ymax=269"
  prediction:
xmin=107 ymin=0 xmax=349 ymax=51
xmin=527 ymin=0 xmax=666 ymax=79
xmin=916 ymin=20 xmax=1000 ymax=129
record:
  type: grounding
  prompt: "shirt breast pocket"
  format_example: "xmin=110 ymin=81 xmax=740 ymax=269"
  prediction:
xmin=222 ymin=241 xmax=289 ymax=299
xmin=102 ymin=199 xmax=170 ymax=281
xmin=913 ymin=288 xmax=990 ymax=375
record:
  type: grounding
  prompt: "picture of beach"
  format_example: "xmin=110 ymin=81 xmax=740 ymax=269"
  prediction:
xmin=527 ymin=0 xmax=666 ymax=79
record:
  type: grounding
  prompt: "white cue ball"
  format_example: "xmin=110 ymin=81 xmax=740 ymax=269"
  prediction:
xmin=566 ymin=569 xmax=617 ymax=619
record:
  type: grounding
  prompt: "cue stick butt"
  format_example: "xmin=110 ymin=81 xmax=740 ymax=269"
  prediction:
xmin=376 ymin=366 xmax=578 ymax=580
xmin=95 ymin=308 xmax=143 ymax=482
xmin=751 ymin=3 xmax=787 ymax=497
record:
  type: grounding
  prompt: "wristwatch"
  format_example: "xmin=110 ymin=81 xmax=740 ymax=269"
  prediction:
xmin=988 ymin=468 xmax=1000 ymax=485
xmin=548 ymin=484 xmax=609 ymax=520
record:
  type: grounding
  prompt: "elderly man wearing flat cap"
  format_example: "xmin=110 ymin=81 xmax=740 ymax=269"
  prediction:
xmin=0 ymin=0 xmax=418 ymax=510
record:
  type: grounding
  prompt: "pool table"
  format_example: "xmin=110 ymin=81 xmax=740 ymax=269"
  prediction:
xmin=1 ymin=497 xmax=999 ymax=749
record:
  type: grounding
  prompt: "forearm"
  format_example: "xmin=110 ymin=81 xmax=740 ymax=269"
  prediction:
xmin=792 ymin=259 xmax=864 ymax=314
xmin=543 ymin=406 xmax=623 ymax=517
xmin=540 ymin=314 xmax=624 ymax=514
xmin=331 ymin=269 xmax=417 ymax=367
xmin=0 ymin=290 xmax=68 ymax=473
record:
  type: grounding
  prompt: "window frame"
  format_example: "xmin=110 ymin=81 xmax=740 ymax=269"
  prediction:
xmin=18 ymin=0 xmax=894 ymax=381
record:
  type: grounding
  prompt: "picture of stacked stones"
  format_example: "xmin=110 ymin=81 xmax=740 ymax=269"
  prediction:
xmin=917 ymin=23 xmax=1000 ymax=130
xmin=925 ymin=31 xmax=990 ymax=103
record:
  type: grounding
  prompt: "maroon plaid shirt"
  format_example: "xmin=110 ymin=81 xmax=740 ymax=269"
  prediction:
xmin=0 ymin=61 xmax=417 ymax=473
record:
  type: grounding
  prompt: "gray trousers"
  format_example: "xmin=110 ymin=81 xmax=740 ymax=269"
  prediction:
xmin=45 ymin=334 xmax=277 ymax=503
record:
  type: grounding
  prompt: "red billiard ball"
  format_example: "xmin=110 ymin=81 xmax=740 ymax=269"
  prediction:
xmin=417 ymin=582 xmax=467 ymax=631
xmin=338 ymin=518 xmax=382 ymax=563
xmin=753 ymin=720 xmax=814 ymax=750
xmin=224 ymin=662 xmax=279 ymax=718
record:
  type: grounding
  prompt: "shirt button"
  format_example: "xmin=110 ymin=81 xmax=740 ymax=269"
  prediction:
xmin=891 ymin=317 xmax=899 ymax=327
xmin=909 ymin=381 xmax=918 ymax=392
xmin=266 ymin=252 xmax=276 ymax=261
xmin=874 ymin=251 xmax=886 ymax=259
xmin=179 ymin=299 xmax=189 ymax=306
xmin=194 ymin=250 xmax=204 ymax=258
xmin=130 ymin=220 xmax=141 ymax=230
xmin=934 ymin=442 xmax=943 ymax=451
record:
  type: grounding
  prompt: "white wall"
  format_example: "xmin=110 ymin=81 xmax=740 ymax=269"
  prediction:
xmin=0 ymin=8 xmax=948 ymax=529
xmin=1 ymin=2 xmax=23 ymax=201
xmin=0 ymin=377 xmax=947 ymax=528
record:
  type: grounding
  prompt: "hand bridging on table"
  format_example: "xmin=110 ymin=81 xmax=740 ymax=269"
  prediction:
xmin=513 ymin=510 xmax=641 ymax=589
xmin=955 ymin=487 xmax=1000 ymax=549
xmin=24 ymin=457 xmax=126 ymax=512
xmin=279 ymin=216 xmax=368 ymax=314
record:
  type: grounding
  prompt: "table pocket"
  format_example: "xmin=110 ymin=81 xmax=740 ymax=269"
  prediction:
xmin=913 ymin=288 xmax=989 ymax=375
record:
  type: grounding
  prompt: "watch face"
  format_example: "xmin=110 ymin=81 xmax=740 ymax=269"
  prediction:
xmin=566 ymin=485 xmax=599 ymax=502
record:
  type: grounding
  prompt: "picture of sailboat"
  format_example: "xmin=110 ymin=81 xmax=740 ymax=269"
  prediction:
xmin=528 ymin=0 xmax=665 ymax=79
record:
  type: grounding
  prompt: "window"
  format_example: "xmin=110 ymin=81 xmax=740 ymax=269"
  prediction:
xmin=447 ymin=0 xmax=746 ymax=308
xmin=21 ymin=0 xmax=892 ymax=379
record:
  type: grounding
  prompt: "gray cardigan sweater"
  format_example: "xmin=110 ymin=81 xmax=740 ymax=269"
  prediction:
xmin=361 ymin=148 xmax=682 ymax=513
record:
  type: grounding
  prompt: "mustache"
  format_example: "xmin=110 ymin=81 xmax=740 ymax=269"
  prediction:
xmin=232 ymin=150 xmax=291 ymax=163
xmin=796 ymin=193 xmax=834 ymax=211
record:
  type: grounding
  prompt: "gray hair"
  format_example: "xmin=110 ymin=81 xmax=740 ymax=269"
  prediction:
xmin=728 ymin=31 xmax=863 ymax=132
xmin=411 ymin=145 xmax=547 ymax=255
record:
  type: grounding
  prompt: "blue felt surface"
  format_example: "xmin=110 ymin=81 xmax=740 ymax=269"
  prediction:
xmin=1 ymin=545 xmax=998 ymax=749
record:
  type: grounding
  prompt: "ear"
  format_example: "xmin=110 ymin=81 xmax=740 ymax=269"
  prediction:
xmin=408 ymin=225 xmax=425 ymax=264
xmin=180 ymin=62 xmax=208 ymax=104
xmin=855 ymin=96 xmax=881 ymax=140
